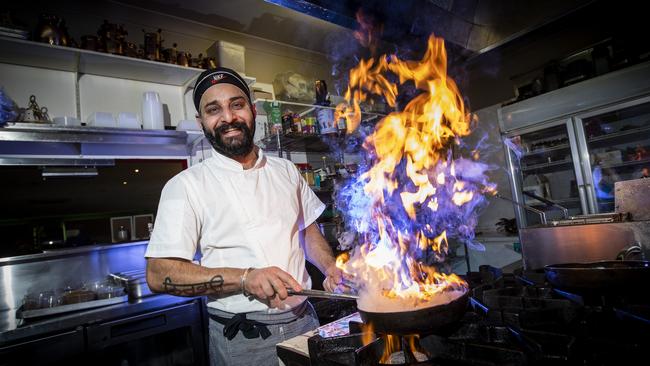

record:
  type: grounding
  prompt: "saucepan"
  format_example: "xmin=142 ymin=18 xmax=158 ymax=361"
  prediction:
xmin=544 ymin=260 xmax=650 ymax=293
xmin=289 ymin=288 xmax=469 ymax=335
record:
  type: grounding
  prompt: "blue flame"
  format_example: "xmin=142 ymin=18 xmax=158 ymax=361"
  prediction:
xmin=336 ymin=138 xmax=493 ymax=265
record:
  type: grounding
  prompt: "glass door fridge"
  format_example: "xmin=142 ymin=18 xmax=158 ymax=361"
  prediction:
xmin=503 ymin=119 xmax=587 ymax=227
xmin=573 ymin=96 xmax=650 ymax=213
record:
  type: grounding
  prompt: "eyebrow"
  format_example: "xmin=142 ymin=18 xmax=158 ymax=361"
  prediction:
xmin=202 ymin=96 xmax=247 ymax=111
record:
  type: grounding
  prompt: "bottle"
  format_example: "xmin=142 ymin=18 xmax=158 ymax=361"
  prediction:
xmin=292 ymin=113 xmax=303 ymax=134
xmin=314 ymin=173 xmax=321 ymax=189
xmin=117 ymin=225 xmax=129 ymax=241
xmin=281 ymin=112 xmax=293 ymax=135
xmin=265 ymin=101 xmax=282 ymax=135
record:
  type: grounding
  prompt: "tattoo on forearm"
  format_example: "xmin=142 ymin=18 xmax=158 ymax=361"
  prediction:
xmin=162 ymin=275 xmax=224 ymax=296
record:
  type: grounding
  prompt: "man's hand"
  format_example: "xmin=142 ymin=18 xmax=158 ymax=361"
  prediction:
xmin=322 ymin=265 xmax=355 ymax=294
xmin=243 ymin=266 xmax=302 ymax=307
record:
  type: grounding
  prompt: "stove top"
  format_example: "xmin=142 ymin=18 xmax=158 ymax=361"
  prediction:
xmin=293 ymin=266 xmax=650 ymax=366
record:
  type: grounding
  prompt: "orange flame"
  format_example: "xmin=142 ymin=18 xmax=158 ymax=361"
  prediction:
xmin=359 ymin=321 xmax=425 ymax=363
xmin=337 ymin=34 xmax=472 ymax=309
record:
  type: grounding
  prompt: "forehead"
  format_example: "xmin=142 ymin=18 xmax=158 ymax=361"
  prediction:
xmin=199 ymin=83 xmax=247 ymax=108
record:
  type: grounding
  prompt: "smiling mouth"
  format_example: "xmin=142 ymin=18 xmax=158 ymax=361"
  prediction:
xmin=221 ymin=127 xmax=243 ymax=137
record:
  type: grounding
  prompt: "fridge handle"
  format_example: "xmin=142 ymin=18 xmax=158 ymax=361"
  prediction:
xmin=584 ymin=183 xmax=599 ymax=213
xmin=577 ymin=184 xmax=589 ymax=215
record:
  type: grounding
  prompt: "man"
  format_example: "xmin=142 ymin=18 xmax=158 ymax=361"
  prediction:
xmin=145 ymin=67 xmax=345 ymax=366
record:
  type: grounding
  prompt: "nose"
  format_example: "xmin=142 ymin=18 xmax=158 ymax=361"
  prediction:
xmin=220 ymin=106 xmax=236 ymax=124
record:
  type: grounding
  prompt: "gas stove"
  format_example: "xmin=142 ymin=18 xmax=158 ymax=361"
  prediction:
xmin=277 ymin=265 xmax=650 ymax=366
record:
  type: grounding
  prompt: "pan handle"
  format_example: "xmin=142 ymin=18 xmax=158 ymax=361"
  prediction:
xmin=522 ymin=191 xmax=569 ymax=219
xmin=287 ymin=288 xmax=358 ymax=300
xmin=616 ymin=244 xmax=644 ymax=260
xmin=495 ymin=194 xmax=547 ymax=225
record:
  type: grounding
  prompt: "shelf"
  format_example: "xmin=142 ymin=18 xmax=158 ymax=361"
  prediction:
xmin=0 ymin=122 xmax=193 ymax=145
xmin=258 ymin=132 xmax=364 ymax=153
xmin=599 ymin=157 xmax=650 ymax=169
xmin=254 ymin=98 xmax=385 ymax=119
xmin=587 ymin=124 xmax=650 ymax=147
xmin=0 ymin=122 xmax=204 ymax=159
xmin=0 ymin=36 xmax=255 ymax=87
xmin=522 ymin=143 xmax=570 ymax=157
xmin=521 ymin=158 xmax=573 ymax=173
xmin=527 ymin=197 xmax=581 ymax=207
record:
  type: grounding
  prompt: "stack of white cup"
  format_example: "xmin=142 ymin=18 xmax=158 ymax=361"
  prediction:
xmin=142 ymin=91 xmax=164 ymax=130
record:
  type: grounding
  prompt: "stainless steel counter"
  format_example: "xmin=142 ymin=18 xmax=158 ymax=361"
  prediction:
xmin=0 ymin=294 xmax=200 ymax=345
xmin=0 ymin=241 xmax=149 ymax=313
xmin=519 ymin=220 xmax=650 ymax=269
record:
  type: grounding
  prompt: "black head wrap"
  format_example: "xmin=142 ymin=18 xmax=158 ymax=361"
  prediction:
xmin=193 ymin=67 xmax=251 ymax=112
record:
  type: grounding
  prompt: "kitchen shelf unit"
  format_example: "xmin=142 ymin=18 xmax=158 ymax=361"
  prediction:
xmin=0 ymin=35 xmax=254 ymax=148
xmin=0 ymin=35 xmax=257 ymax=164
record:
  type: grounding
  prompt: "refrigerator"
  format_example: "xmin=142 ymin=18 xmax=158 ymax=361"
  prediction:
xmin=498 ymin=61 xmax=650 ymax=228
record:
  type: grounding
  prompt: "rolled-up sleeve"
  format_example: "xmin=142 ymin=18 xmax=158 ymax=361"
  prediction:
xmin=145 ymin=175 xmax=199 ymax=260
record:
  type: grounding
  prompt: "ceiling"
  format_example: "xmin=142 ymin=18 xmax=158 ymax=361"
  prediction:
xmin=117 ymin=0 xmax=350 ymax=54
xmin=119 ymin=0 xmax=595 ymax=56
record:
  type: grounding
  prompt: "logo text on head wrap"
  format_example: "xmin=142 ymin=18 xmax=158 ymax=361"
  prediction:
xmin=211 ymin=74 xmax=226 ymax=84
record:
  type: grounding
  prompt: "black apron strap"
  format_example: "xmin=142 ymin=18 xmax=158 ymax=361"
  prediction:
xmin=210 ymin=312 xmax=271 ymax=340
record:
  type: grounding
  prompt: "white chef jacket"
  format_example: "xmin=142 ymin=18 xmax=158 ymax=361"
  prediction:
xmin=145 ymin=148 xmax=325 ymax=313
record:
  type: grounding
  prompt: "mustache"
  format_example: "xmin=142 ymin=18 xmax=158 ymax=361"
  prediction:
xmin=214 ymin=122 xmax=250 ymax=135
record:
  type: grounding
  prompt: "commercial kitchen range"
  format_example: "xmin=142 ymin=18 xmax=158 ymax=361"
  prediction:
xmin=277 ymin=265 xmax=650 ymax=366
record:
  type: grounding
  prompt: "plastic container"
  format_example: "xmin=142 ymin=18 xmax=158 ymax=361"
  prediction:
xmin=206 ymin=40 xmax=245 ymax=74
xmin=87 ymin=112 xmax=116 ymax=128
xmin=53 ymin=116 xmax=81 ymax=127
xmin=117 ymin=112 xmax=141 ymax=129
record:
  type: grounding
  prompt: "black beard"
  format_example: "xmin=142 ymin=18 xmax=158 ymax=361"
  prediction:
xmin=203 ymin=121 xmax=255 ymax=158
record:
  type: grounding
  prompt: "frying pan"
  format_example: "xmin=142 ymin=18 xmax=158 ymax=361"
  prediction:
xmin=357 ymin=290 xmax=469 ymax=335
xmin=290 ymin=288 xmax=469 ymax=335
xmin=544 ymin=260 xmax=650 ymax=293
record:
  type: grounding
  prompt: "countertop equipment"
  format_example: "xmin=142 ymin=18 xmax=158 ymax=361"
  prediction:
xmin=497 ymin=184 xmax=649 ymax=270
xmin=109 ymin=269 xmax=152 ymax=299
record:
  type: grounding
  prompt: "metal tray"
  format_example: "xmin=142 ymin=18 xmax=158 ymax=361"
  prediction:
xmin=17 ymin=295 xmax=128 ymax=319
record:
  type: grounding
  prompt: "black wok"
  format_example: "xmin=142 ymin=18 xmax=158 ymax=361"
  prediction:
xmin=357 ymin=290 xmax=469 ymax=335
xmin=544 ymin=260 xmax=650 ymax=293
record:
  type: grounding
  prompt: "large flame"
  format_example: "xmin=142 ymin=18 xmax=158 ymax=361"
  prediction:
xmin=335 ymin=34 xmax=496 ymax=312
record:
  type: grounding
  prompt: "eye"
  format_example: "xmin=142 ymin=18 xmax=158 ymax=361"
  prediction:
xmin=231 ymin=101 xmax=244 ymax=109
xmin=205 ymin=106 xmax=220 ymax=114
